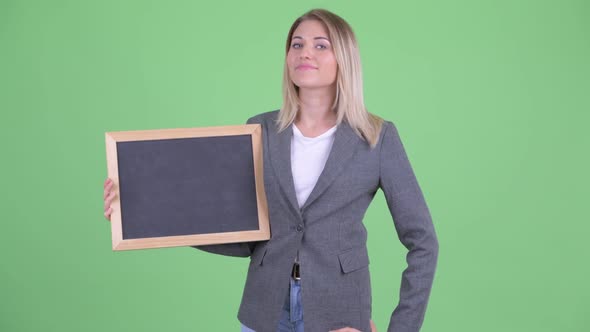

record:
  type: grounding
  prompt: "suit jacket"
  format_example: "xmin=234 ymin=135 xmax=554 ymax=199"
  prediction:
xmin=195 ymin=110 xmax=438 ymax=332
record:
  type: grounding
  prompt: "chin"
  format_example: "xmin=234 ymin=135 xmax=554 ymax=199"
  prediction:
xmin=293 ymin=80 xmax=332 ymax=90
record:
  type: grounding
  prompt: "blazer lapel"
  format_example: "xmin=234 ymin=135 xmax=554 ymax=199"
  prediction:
xmin=300 ymin=121 xmax=361 ymax=211
xmin=268 ymin=118 xmax=363 ymax=217
xmin=269 ymin=121 xmax=302 ymax=219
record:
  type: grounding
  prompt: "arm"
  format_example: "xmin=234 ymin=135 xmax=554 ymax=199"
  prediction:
xmin=192 ymin=242 xmax=258 ymax=257
xmin=191 ymin=115 xmax=265 ymax=258
xmin=379 ymin=121 xmax=439 ymax=332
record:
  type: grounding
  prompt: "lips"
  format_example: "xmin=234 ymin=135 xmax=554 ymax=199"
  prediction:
xmin=296 ymin=64 xmax=318 ymax=70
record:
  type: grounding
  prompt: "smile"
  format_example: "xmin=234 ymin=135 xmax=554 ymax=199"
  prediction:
xmin=296 ymin=65 xmax=318 ymax=70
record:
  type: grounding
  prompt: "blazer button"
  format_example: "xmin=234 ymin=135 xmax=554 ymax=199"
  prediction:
xmin=296 ymin=224 xmax=304 ymax=232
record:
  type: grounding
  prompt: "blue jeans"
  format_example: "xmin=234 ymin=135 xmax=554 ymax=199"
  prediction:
xmin=241 ymin=278 xmax=304 ymax=332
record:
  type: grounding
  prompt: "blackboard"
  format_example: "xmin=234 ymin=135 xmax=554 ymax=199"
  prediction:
xmin=104 ymin=124 xmax=269 ymax=251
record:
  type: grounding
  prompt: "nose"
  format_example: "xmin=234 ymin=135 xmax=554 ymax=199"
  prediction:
xmin=299 ymin=44 xmax=313 ymax=59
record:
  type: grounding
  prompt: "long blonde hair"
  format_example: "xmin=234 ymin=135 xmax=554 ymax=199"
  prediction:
xmin=278 ymin=8 xmax=383 ymax=148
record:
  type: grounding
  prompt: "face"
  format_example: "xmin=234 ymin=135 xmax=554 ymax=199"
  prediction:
xmin=286 ymin=20 xmax=338 ymax=90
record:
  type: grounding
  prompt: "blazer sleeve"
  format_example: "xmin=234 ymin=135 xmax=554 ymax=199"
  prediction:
xmin=192 ymin=242 xmax=257 ymax=258
xmin=379 ymin=121 xmax=439 ymax=332
xmin=190 ymin=115 xmax=265 ymax=258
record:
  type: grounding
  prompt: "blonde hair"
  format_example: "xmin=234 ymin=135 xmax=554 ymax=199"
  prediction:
xmin=278 ymin=8 xmax=384 ymax=148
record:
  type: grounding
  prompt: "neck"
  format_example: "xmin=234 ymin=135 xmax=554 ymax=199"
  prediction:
xmin=296 ymin=85 xmax=337 ymax=128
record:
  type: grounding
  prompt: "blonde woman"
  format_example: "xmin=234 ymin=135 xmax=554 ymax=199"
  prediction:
xmin=104 ymin=8 xmax=438 ymax=332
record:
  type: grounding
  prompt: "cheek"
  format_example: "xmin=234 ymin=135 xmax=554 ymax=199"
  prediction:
xmin=286 ymin=52 xmax=295 ymax=66
xmin=321 ymin=54 xmax=337 ymax=69
xmin=322 ymin=57 xmax=338 ymax=76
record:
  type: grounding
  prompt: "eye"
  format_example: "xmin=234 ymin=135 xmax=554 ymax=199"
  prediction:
xmin=291 ymin=43 xmax=302 ymax=49
xmin=316 ymin=44 xmax=328 ymax=49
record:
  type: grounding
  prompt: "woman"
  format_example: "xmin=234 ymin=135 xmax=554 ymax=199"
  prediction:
xmin=104 ymin=8 xmax=438 ymax=332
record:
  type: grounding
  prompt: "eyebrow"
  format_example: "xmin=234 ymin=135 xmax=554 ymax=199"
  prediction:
xmin=292 ymin=36 xmax=331 ymax=42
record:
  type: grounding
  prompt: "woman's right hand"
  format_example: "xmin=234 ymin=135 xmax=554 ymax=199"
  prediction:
xmin=103 ymin=178 xmax=116 ymax=221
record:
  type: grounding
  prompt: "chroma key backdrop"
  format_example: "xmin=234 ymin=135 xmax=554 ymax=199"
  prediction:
xmin=1 ymin=1 xmax=588 ymax=331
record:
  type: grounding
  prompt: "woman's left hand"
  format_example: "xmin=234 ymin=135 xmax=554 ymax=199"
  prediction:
xmin=329 ymin=319 xmax=377 ymax=332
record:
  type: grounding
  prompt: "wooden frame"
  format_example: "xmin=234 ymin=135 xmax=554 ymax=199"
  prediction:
xmin=105 ymin=124 xmax=269 ymax=251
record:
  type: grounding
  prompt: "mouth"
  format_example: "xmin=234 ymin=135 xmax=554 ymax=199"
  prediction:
xmin=296 ymin=64 xmax=318 ymax=70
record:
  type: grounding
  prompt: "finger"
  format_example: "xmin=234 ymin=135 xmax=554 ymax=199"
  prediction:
xmin=104 ymin=193 xmax=115 ymax=211
xmin=103 ymin=181 xmax=113 ymax=199
xmin=370 ymin=319 xmax=377 ymax=332
xmin=104 ymin=207 xmax=113 ymax=221
xmin=104 ymin=191 xmax=113 ymax=206
xmin=104 ymin=192 xmax=116 ymax=210
xmin=104 ymin=178 xmax=112 ymax=189
xmin=103 ymin=182 xmax=115 ymax=199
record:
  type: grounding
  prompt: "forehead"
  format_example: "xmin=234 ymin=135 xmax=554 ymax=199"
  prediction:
xmin=292 ymin=20 xmax=330 ymax=39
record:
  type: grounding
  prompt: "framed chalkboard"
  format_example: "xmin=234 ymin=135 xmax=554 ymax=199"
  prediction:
xmin=104 ymin=124 xmax=269 ymax=251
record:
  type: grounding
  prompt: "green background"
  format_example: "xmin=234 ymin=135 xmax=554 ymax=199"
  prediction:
xmin=1 ymin=0 xmax=588 ymax=331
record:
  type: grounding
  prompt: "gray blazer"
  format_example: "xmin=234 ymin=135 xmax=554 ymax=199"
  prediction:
xmin=196 ymin=110 xmax=438 ymax=332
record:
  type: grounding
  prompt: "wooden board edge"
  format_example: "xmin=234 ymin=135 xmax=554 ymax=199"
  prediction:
xmin=105 ymin=134 xmax=124 ymax=250
xmin=106 ymin=124 xmax=261 ymax=142
xmin=112 ymin=229 xmax=271 ymax=251
xmin=251 ymin=125 xmax=270 ymax=235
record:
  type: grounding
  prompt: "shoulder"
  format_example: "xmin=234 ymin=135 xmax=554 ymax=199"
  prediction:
xmin=377 ymin=119 xmax=406 ymax=155
xmin=377 ymin=119 xmax=399 ymax=144
xmin=246 ymin=109 xmax=280 ymax=125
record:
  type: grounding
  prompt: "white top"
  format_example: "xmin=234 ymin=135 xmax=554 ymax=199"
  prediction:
xmin=290 ymin=123 xmax=338 ymax=208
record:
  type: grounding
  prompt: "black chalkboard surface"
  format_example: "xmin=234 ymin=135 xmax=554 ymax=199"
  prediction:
xmin=105 ymin=124 xmax=269 ymax=251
